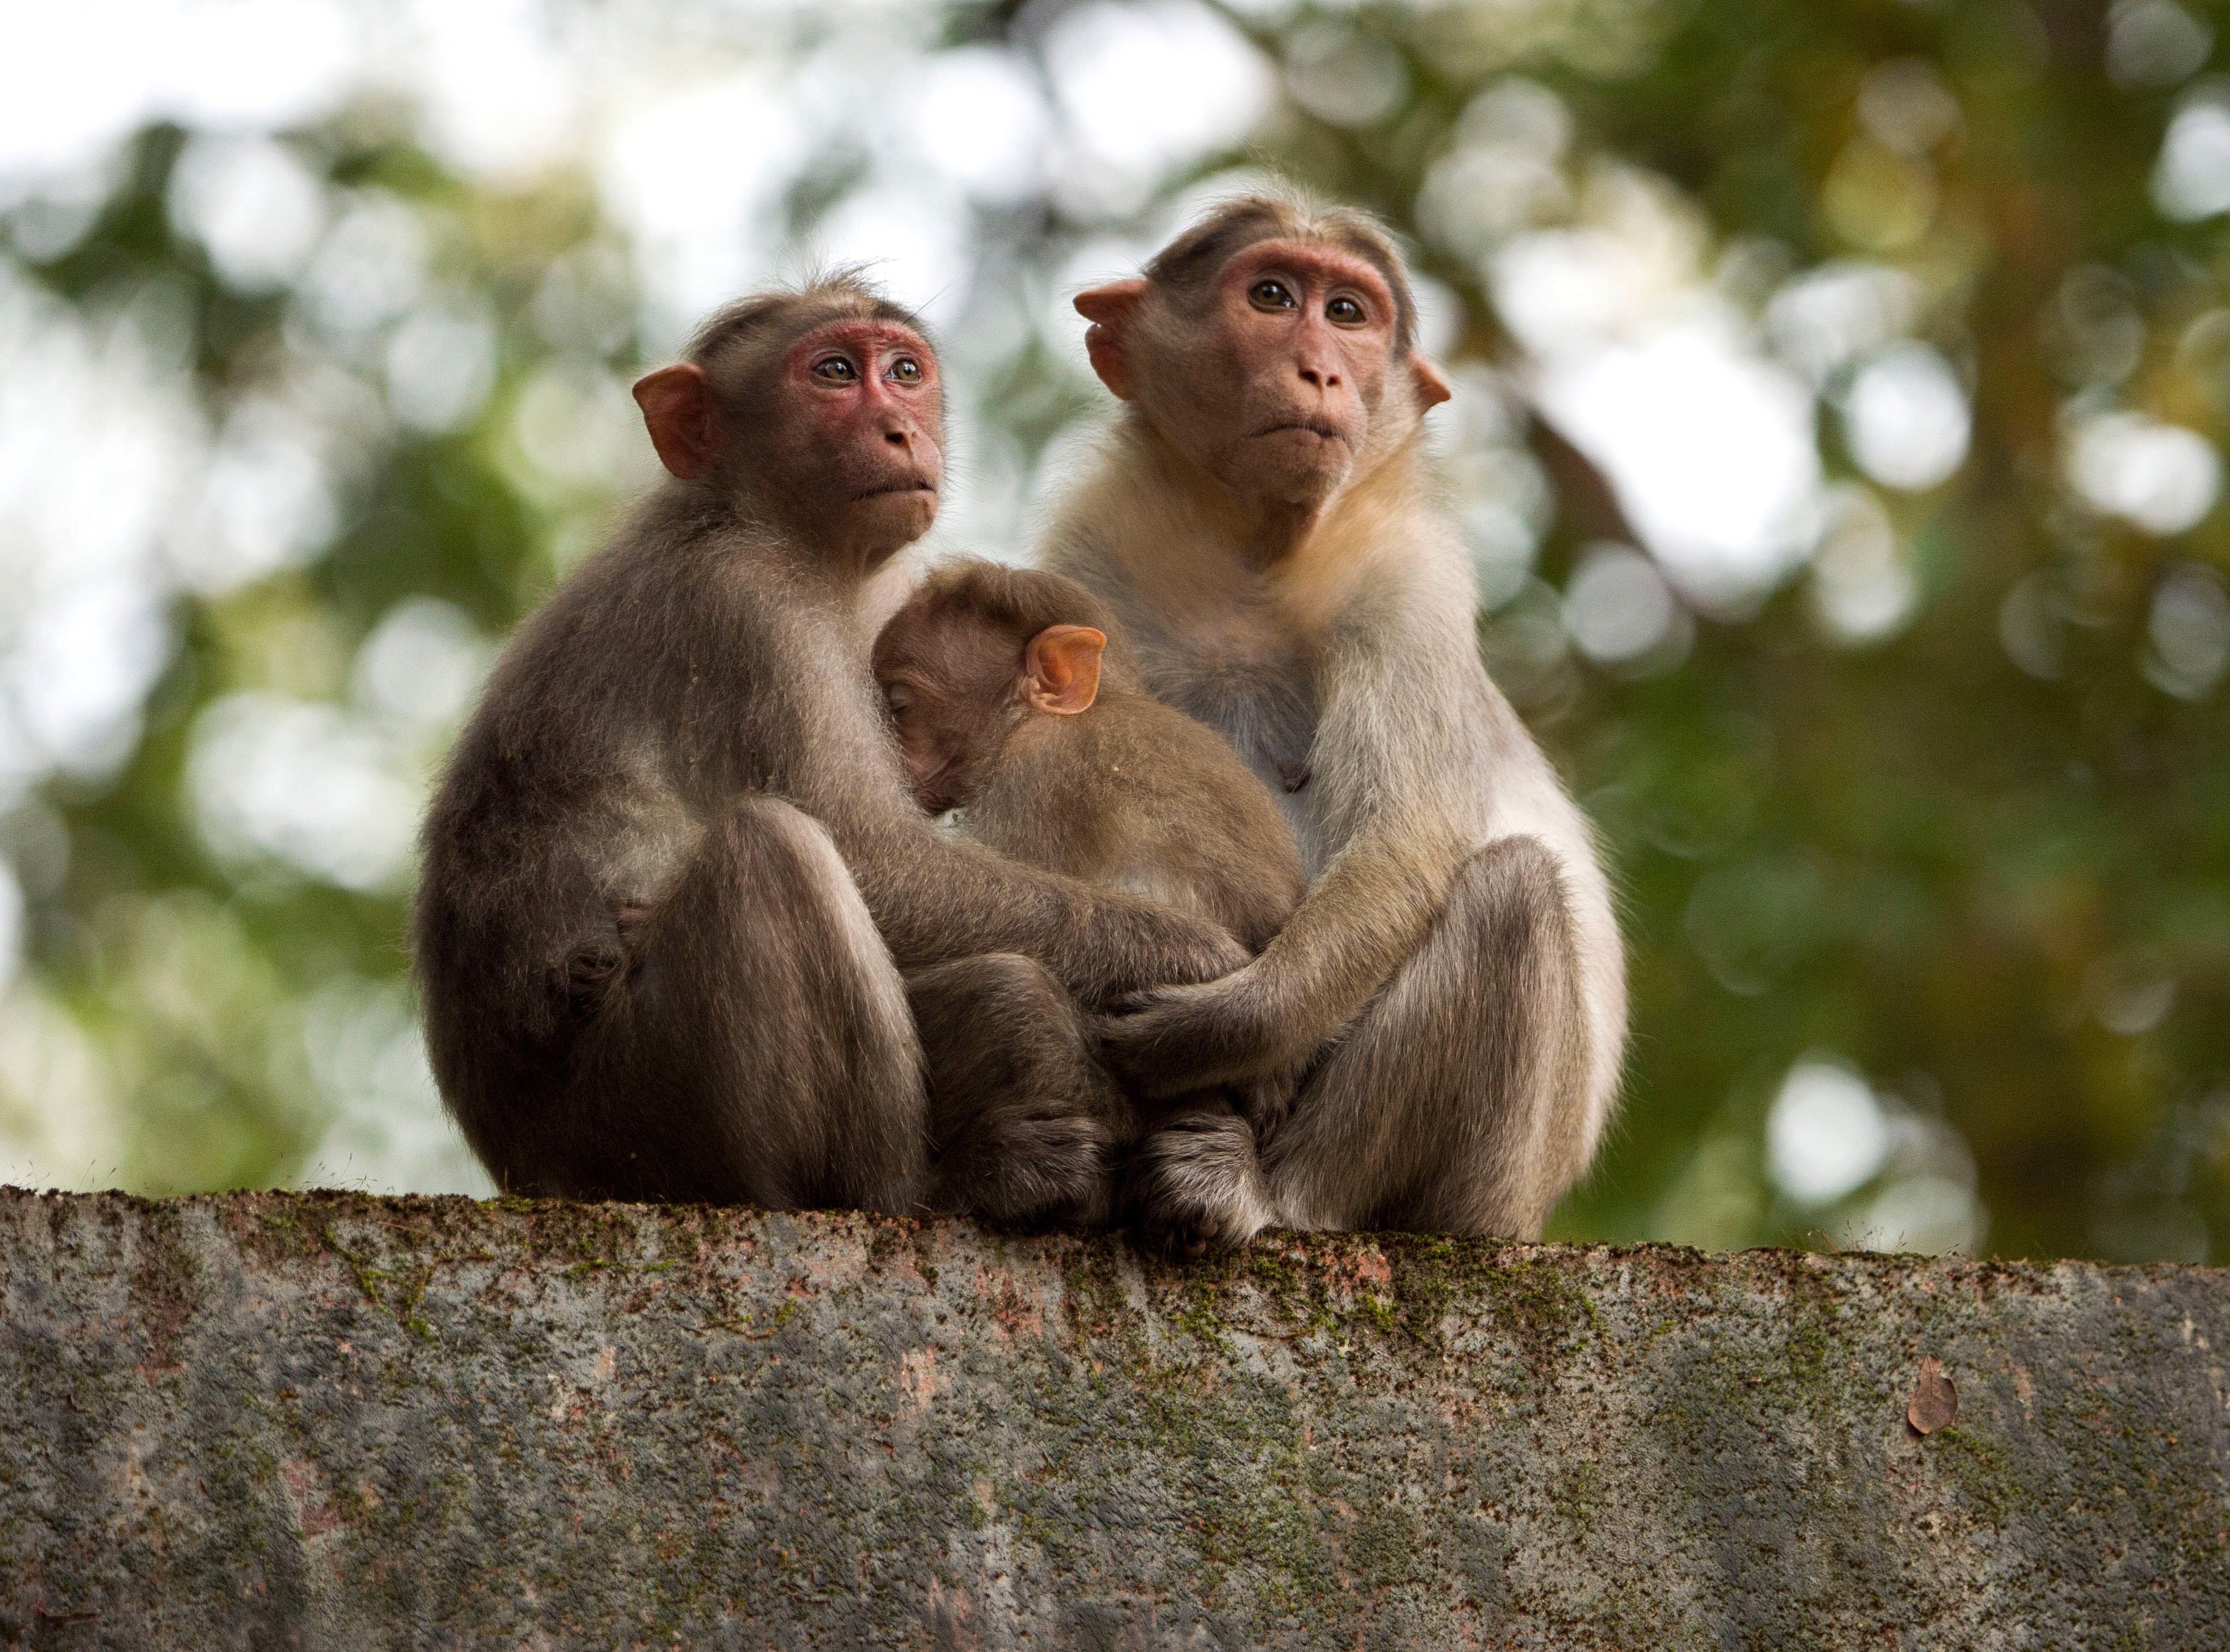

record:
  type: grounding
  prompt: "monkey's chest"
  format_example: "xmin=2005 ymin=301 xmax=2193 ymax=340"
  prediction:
xmin=1148 ymin=648 xmax=1328 ymax=870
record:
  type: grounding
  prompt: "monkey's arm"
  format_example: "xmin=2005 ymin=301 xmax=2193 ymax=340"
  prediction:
xmin=776 ymin=664 xmax=1257 ymax=998
xmin=807 ymin=773 xmax=1250 ymax=1004
xmin=703 ymin=592 xmax=1241 ymax=1004
xmin=1099 ymin=595 xmax=1487 ymax=1094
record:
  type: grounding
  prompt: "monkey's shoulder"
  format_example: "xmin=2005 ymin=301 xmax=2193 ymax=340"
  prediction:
xmin=1089 ymin=692 xmax=1270 ymax=787
xmin=1087 ymin=697 xmax=1305 ymax=939
xmin=574 ymin=518 xmax=804 ymax=631
xmin=428 ymin=517 xmax=867 ymax=870
xmin=964 ymin=691 xmax=1300 ymax=945
xmin=1081 ymin=696 xmax=1299 ymax=864
xmin=503 ymin=529 xmax=834 ymax=714
xmin=966 ymin=694 xmax=1246 ymax=828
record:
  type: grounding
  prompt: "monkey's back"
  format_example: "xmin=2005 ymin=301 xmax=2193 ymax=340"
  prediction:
xmin=411 ymin=490 xmax=900 ymax=1135
xmin=963 ymin=691 xmax=1304 ymax=955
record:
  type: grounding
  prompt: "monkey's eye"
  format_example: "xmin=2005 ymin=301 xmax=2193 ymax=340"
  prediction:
xmin=883 ymin=682 xmax=914 ymax=718
xmin=1249 ymin=278 xmax=1298 ymax=311
xmin=812 ymin=355 xmax=858 ymax=383
xmin=889 ymin=355 xmax=924 ymax=384
xmin=1325 ymin=295 xmax=1366 ymax=325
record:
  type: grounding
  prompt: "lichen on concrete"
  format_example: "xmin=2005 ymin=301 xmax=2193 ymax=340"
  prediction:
xmin=1 ymin=1187 xmax=2225 ymax=1648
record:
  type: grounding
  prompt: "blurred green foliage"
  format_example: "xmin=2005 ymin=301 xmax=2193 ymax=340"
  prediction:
xmin=2 ymin=0 xmax=2225 ymax=1261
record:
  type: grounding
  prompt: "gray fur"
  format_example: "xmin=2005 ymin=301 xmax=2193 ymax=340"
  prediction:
xmin=414 ymin=287 xmax=1246 ymax=1215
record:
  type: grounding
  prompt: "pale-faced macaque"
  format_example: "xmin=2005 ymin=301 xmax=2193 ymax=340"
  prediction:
xmin=1039 ymin=194 xmax=1628 ymax=1247
xmin=413 ymin=275 xmax=1246 ymax=1222
xmin=873 ymin=560 xmax=1307 ymax=1248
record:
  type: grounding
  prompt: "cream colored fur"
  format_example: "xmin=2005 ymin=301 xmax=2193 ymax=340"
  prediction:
xmin=1042 ymin=397 xmax=1626 ymax=1205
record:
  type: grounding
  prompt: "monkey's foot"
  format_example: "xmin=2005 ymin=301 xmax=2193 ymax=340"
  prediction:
xmin=1126 ymin=1111 xmax=1275 ymax=1258
xmin=935 ymin=1105 xmax=1113 ymax=1229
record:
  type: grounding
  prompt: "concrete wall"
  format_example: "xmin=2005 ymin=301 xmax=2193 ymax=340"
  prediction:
xmin=1 ymin=1187 xmax=2225 ymax=1648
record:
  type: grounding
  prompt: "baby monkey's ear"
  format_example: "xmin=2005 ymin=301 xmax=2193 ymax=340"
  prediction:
xmin=1022 ymin=625 xmax=1106 ymax=715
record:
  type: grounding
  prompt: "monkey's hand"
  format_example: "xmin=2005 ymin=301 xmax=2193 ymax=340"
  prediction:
xmin=1236 ymin=1060 xmax=1307 ymax=1138
xmin=1097 ymin=965 xmax=1289 ymax=1099
xmin=1096 ymin=905 xmax=1249 ymax=1000
xmin=1124 ymin=1109 xmax=1276 ymax=1257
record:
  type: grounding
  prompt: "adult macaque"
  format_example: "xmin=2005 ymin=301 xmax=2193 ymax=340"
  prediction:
xmin=1041 ymin=195 xmax=1627 ymax=1245
xmin=873 ymin=560 xmax=1306 ymax=1248
xmin=413 ymin=276 xmax=1245 ymax=1220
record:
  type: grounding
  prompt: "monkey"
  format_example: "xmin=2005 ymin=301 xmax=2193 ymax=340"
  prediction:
xmin=871 ymin=559 xmax=1305 ymax=952
xmin=872 ymin=560 xmax=1309 ymax=1249
xmin=411 ymin=274 xmax=1247 ymax=1224
xmin=1034 ymin=192 xmax=1628 ymax=1249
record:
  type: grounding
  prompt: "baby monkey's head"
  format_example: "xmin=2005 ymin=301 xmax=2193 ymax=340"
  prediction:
xmin=872 ymin=560 xmax=1124 ymax=815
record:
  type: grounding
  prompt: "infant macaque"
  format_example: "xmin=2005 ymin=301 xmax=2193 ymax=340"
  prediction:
xmin=873 ymin=559 xmax=1305 ymax=1245
xmin=873 ymin=559 xmax=1303 ymax=949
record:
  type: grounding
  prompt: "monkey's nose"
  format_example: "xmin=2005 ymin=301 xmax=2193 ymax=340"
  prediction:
xmin=1298 ymin=366 xmax=1341 ymax=389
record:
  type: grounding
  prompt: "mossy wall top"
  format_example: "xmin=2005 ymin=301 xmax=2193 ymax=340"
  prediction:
xmin=1 ymin=1188 xmax=2225 ymax=1649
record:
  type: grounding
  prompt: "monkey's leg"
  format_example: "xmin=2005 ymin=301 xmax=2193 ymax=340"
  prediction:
xmin=582 ymin=794 xmax=928 ymax=1212
xmin=1258 ymin=834 xmax=1589 ymax=1240
xmin=906 ymin=954 xmax=1121 ymax=1227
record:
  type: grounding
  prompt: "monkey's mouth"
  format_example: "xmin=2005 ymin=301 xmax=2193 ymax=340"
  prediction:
xmin=855 ymin=480 xmax=940 ymax=502
xmin=1256 ymin=419 xmax=1349 ymax=447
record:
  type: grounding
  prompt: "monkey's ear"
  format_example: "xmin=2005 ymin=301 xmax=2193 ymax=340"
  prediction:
xmin=1074 ymin=281 xmax=1148 ymax=401
xmin=632 ymin=364 xmax=715 ymax=480
xmin=1023 ymin=625 xmax=1106 ymax=716
xmin=1411 ymin=354 xmax=1454 ymax=410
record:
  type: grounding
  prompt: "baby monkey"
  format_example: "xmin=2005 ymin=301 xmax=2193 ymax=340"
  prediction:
xmin=874 ymin=560 xmax=1305 ymax=1247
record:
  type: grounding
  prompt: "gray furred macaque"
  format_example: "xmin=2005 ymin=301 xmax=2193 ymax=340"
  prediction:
xmin=872 ymin=559 xmax=1307 ymax=1249
xmin=413 ymin=274 xmax=1247 ymax=1222
xmin=1040 ymin=192 xmax=1629 ymax=1247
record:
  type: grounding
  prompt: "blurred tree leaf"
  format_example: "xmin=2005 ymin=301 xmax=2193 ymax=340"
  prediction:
xmin=0 ymin=0 xmax=2225 ymax=1264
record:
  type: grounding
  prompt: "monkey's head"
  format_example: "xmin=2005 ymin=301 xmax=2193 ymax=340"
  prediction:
xmin=1074 ymin=195 xmax=1451 ymax=521
xmin=631 ymin=274 xmax=944 ymax=571
xmin=872 ymin=561 xmax=1124 ymax=815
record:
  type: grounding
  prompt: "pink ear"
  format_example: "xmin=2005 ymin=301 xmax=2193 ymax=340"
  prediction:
xmin=1412 ymin=354 xmax=1454 ymax=409
xmin=1023 ymin=625 xmax=1106 ymax=715
xmin=632 ymin=363 xmax=714 ymax=480
xmin=1074 ymin=280 xmax=1148 ymax=401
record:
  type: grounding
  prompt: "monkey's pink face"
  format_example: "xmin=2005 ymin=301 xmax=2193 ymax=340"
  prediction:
xmin=1186 ymin=239 xmax=1396 ymax=509
xmin=783 ymin=319 xmax=945 ymax=557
